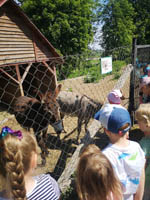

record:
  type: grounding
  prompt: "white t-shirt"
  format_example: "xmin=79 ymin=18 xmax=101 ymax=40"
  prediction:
xmin=103 ymin=141 xmax=145 ymax=200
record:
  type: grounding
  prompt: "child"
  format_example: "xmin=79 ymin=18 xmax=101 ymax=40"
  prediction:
xmin=76 ymin=144 xmax=123 ymax=200
xmin=143 ymin=65 xmax=150 ymax=77
xmin=0 ymin=126 xmax=60 ymax=200
xmin=107 ymin=89 xmax=125 ymax=104
xmin=139 ymin=76 xmax=150 ymax=103
xmin=135 ymin=104 xmax=150 ymax=200
xmin=94 ymin=104 xmax=146 ymax=200
xmin=79 ymin=143 xmax=101 ymax=157
xmin=94 ymin=89 xmax=126 ymax=122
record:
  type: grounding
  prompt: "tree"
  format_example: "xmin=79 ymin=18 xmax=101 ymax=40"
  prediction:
xmin=100 ymin=0 xmax=135 ymax=50
xmin=129 ymin=0 xmax=150 ymax=45
xmin=19 ymin=0 xmax=99 ymax=55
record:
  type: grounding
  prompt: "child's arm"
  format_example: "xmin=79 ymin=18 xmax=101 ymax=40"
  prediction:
xmin=134 ymin=167 xmax=145 ymax=200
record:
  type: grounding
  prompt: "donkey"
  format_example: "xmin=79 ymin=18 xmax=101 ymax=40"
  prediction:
xmin=34 ymin=90 xmax=103 ymax=143
xmin=13 ymin=84 xmax=63 ymax=165
xmin=57 ymin=91 xmax=103 ymax=142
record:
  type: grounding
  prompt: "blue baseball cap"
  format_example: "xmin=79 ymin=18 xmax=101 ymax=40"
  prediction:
xmin=94 ymin=104 xmax=131 ymax=134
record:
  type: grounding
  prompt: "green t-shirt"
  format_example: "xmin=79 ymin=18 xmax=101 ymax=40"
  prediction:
xmin=139 ymin=136 xmax=150 ymax=187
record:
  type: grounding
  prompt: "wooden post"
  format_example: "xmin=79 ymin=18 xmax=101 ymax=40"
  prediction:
xmin=0 ymin=68 xmax=19 ymax=84
xmin=43 ymin=61 xmax=55 ymax=75
xmin=15 ymin=64 xmax=24 ymax=96
xmin=129 ymin=38 xmax=137 ymax=124
xmin=132 ymin=38 xmax=137 ymax=66
xmin=43 ymin=61 xmax=57 ymax=89
xmin=21 ymin=63 xmax=32 ymax=84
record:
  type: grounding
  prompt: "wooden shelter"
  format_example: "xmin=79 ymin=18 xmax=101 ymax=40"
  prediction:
xmin=0 ymin=0 xmax=63 ymax=111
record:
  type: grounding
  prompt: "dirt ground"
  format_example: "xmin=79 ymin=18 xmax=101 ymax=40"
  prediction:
xmin=0 ymin=72 xmax=131 ymax=189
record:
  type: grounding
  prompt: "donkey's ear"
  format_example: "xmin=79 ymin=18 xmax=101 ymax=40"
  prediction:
xmin=37 ymin=92 xmax=43 ymax=101
xmin=28 ymin=100 xmax=33 ymax=106
xmin=54 ymin=84 xmax=62 ymax=98
xmin=33 ymin=89 xmax=44 ymax=101
xmin=57 ymin=84 xmax=62 ymax=92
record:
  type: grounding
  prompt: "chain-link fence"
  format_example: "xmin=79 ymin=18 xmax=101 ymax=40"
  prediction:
xmin=0 ymin=46 xmax=133 ymax=192
xmin=130 ymin=39 xmax=150 ymax=123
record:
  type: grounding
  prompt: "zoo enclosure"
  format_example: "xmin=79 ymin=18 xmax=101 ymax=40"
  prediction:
xmin=0 ymin=0 xmax=138 ymax=195
xmin=0 ymin=45 xmax=133 ymax=193
xmin=0 ymin=0 xmax=137 ymax=193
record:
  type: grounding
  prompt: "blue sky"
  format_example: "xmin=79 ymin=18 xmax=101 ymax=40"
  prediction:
xmin=89 ymin=25 xmax=102 ymax=50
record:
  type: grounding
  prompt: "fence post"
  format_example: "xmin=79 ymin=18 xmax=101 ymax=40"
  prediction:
xmin=128 ymin=38 xmax=137 ymax=124
xmin=132 ymin=38 xmax=137 ymax=66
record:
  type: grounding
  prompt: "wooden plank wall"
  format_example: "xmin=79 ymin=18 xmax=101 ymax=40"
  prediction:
xmin=0 ymin=6 xmax=35 ymax=65
xmin=0 ymin=2 xmax=53 ymax=66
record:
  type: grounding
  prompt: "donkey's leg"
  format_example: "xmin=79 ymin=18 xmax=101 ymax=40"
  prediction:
xmin=42 ymin=127 xmax=49 ymax=155
xmin=60 ymin=112 xmax=67 ymax=133
xmin=85 ymin=118 xmax=90 ymax=133
xmin=76 ymin=117 xmax=83 ymax=143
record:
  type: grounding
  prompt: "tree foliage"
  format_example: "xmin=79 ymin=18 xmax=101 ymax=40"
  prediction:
xmin=129 ymin=0 xmax=150 ymax=45
xmin=19 ymin=0 xmax=99 ymax=55
xmin=99 ymin=0 xmax=150 ymax=49
xmin=100 ymin=0 xmax=135 ymax=50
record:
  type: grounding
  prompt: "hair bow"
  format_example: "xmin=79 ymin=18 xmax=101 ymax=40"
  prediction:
xmin=0 ymin=126 xmax=23 ymax=140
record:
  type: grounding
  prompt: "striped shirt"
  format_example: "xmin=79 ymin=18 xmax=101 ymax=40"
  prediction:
xmin=27 ymin=174 xmax=60 ymax=200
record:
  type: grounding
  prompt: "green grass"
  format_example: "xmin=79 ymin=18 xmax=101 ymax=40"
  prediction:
xmin=68 ymin=60 xmax=126 ymax=83
xmin=57 ymin=57 xmax=127 ymax=83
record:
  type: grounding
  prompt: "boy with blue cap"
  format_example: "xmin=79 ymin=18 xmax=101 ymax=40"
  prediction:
xmin=95 ymin=104 xmax=146 ymax=200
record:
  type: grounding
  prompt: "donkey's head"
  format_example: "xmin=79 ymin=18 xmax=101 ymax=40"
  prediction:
xmin=36 ymin=84 xmax=63 ymax=134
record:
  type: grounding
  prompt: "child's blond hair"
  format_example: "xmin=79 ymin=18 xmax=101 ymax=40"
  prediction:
xmin=0 ymin=128 xmax=37 ymax=199
xmin=80 ymin=143 xmax=101 ymax=157
xmin=76 ymin=144 xmax=122 ymax=200
xmin=135 ymin=103 xmax=150 ymax=126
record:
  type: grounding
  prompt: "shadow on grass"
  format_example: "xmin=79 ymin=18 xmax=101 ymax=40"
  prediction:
xmin=46 ymin=133 xmax=76 ymax=180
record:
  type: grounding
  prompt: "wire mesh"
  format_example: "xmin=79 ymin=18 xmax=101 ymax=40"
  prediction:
xmin=0 ymin=46 xmax=133 ymax=191
xmin=133 ymin=45 xmax=150 ymax=113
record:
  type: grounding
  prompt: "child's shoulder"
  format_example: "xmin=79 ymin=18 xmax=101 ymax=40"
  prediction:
xmin=129 ymin=140 xmax=141 ymax=147
xmin=126 ymin=140 xmax=145 ymax=152
xmin=103 ymin=140 xmax=143 ymax=153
